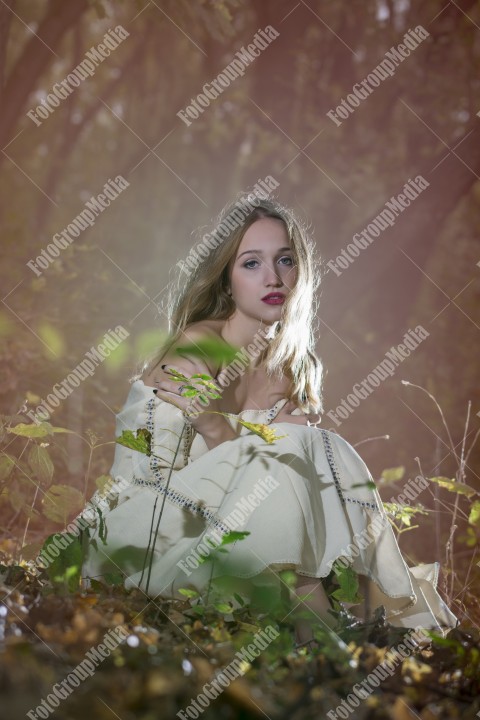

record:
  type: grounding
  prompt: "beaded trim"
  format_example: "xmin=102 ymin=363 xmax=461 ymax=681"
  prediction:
xmin=145 ymin=396 xmax=155 ymax=434
xmin=183 ymin=422 xmax=196 ymax=465
xmin=239 ymin=399 xmax=285 ymax=424
xmin=140 ymin=395 xmax=230 ymax=532
xmin=319 ymin=429 xmax=380 ymax=512
xmin=131 ymin=474 xmax=231 ymax=534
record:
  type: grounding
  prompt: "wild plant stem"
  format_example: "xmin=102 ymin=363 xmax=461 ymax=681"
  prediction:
xmin=20 ymin=484 xmax=39 ymax=562
xmin=144 ymin=425 xmax=186 ymax=595
xmin=83 ymin=444 xmax=94 ymax=500
xmin=138 ymin=495 xmax=159 ymax=589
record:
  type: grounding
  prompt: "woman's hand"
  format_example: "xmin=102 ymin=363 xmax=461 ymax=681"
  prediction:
xmin=153 ymin=361 xmax=237 ymax=450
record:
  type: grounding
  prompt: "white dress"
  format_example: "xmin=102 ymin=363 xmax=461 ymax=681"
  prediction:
xmin=80 ymin=380 xmax=457 ymax=636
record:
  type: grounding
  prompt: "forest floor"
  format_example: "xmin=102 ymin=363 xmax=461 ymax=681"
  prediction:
xmin=1 ymin=564 xmax=479 ymax=720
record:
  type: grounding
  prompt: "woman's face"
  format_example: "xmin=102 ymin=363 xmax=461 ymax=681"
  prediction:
xmin=228 ymin=217 xmax=297 ymax=325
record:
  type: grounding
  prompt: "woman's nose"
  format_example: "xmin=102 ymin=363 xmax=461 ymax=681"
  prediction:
xmin=263 ymin=264 xmax=282 ymax=285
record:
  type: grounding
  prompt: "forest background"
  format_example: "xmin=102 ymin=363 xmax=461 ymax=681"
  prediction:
xmin=0 ymin=0 xmax=479 ymax=644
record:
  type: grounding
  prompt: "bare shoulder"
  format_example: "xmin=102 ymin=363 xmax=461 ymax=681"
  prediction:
xmin=181 ymin=319 xmax=225 ymax=342
xmin=142 ymin=321 xmax=224 ymax=387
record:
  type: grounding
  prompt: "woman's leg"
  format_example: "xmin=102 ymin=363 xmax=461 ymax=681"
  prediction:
xmin=293 ymin=574 xmax=336 ymax=645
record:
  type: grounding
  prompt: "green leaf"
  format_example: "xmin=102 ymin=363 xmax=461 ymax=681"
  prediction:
xmin=8 ymin=423 xmax=52 ymax=438
xmin=468 ymin=500 xmax=480 ymax=526
xmin=116 ymin=428 xmax=152 ymax=456
xmin=41 ymin=533 xmax=83 ymax=592
xmin=27 ymin=445 xmax=54 ymax=487
xmin=429 ymin=476 xmax=477 ymax=498
xmin=103 ymin=572 xmax=124 ymax=586
xmin=383 ymin=502 xmax=428 ymax=525
xmin=190 ymin=605 xmax=205 ymax=616
xmin=182 ymin=388 xmax=199 ymax=398
xmin=214 ymin=602 xmax=233 ymax=614
xmin=217 ymin=531 xmax=250 ymax=546
xmin=175 ymin=337 xmax=239 ymax=365
xmin=38 ymin=322 xmax=65 ymax=359
xmin=331 ymin=562 xmax=362 ymax=604
xmin=95 ymin=474 xmax=113 ymax=494
xmin=351 ymin=480 xmax=377 ymax=491
xmin=0 ymin=454 xmax=15 ymax=482
xmin=167 ymin=369 xmax=189 ymax=382
xmin=97 ymin=507 xmax=107 ymax=544
xmin=8 ymin=422 xmax=73 ymax=437
xmin=279 ymin=570 xmax=298 ymax=588
xmin=458 ymin=527 xmax=478 ymax=547
xmin=178 ymin=588 xmax=200 ymax=599
xmin=42 ymin=485 xmax=85 ymax=524
xmin=381 ymin=466 xmax=406 ymax=484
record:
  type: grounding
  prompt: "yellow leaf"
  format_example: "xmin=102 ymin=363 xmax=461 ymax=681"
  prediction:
xmin=8 ymin=423 xmax=74 ymax=437
xmin=468 ymin=500 xmax=480 ymax=526
xmin=429 ymin=476 xmax=477 ymax=498
xmin=95 ymin=475 xmax=113 ymax=495
xmin=237 ymin=420 xmax=287 ymax=444
xmin=380 ymin=466 xmax=405 ymax=484
xmin=401 ymin=656 xmax=433 ymax=682
xmin=42 ymin=484 xmax=84 ymax=524
xmin=38 ymin=322 xmax=65 ymax=359
xmin=28 ymin=444 xmax=54 ymax=487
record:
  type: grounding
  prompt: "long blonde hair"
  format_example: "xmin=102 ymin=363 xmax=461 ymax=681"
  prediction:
xmin=141 ymin=194 xmax=324 ymax=414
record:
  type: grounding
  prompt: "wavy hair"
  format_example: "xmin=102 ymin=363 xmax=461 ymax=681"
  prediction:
xmin=140 ymin=194 xmax=324 ymax=414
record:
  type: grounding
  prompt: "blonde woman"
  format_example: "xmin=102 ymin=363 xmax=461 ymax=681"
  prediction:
xmin=81 ymin=195 xmax=457 ymax=644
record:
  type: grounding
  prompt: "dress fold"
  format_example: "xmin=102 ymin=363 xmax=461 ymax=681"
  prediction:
xmin=79 ymin=380 xmax=458 ymax=636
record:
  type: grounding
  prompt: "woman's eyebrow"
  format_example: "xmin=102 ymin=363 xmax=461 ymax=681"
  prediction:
xmin=237 ymin=246 xmax=292 ymax=258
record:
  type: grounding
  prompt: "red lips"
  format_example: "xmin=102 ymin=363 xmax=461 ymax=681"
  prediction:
xmin=261 ymin=293 xmax=285 ymax=304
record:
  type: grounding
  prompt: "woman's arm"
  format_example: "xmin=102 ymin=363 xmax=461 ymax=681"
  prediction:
xmin=144 ymin=326 xmax=240 ymax=449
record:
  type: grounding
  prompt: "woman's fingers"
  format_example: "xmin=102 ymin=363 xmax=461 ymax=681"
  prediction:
xmin=163 ymin=362 xmax=221 ymax=398
xmin=153 ymin=386 xmax=189 ymax=413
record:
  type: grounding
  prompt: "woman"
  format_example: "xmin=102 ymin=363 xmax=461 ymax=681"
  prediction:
xmin=81 ymin=195 xmax=457 ymax=642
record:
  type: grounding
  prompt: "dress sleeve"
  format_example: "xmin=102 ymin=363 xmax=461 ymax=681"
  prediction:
xmin=110 ymin=382 xmax=194 ymax=488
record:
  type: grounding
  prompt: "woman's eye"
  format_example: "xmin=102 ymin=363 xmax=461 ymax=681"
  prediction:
xmin=243 ymin=259 xmax=259 ymax=268
xmin=279 ymin=256 xmax=293 ymax=265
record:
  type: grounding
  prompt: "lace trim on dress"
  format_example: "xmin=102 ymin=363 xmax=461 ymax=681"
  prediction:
xmin=320 ymin=429 xmax=380 ymax=512
xmin=140 ymin=396 xmax=230 ymax=533
xmin=131 ymin=471 xmax=232 ymax=535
